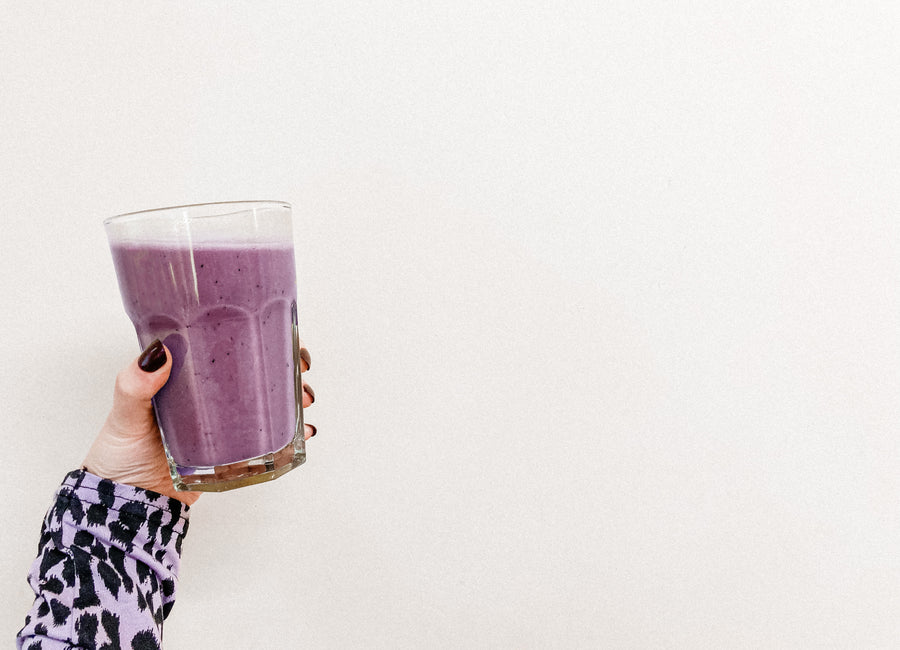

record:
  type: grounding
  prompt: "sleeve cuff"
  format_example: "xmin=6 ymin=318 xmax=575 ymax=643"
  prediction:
xmin=51 ymin=469 xmax=190 ymax=574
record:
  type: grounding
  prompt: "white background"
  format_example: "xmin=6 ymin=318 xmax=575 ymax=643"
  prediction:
xmin=1 ymin=2 xmax=899 ymax=647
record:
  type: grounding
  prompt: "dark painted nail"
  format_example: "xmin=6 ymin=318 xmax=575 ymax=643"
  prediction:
xmin=300 ymin=347 xmax=311 ymax=370
xmin=308 ymin=424 xmax=317 ymax=437
xmin=138 ymin=339 xmax=167 ymax=373
xmin=303 ymin=383 xmax=315 ymax=403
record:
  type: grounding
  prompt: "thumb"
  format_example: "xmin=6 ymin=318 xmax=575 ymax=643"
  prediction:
xmin=107 ymin=339 xmax=172 ymax=437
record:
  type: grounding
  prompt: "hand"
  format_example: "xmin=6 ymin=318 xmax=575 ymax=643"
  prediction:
xmin=83 ymin=339 xmax=317 ymax=506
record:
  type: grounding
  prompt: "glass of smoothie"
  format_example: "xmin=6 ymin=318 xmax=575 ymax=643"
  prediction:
xmin=104 ymin=201 xmax=306 ymax=492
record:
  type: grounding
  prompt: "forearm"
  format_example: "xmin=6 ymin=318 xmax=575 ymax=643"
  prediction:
xmin=17 ymin=470 xmax=190 ymax=649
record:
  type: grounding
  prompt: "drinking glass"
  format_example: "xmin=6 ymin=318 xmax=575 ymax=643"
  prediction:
xmin=105 ymin=201 xmax=306 ymax=491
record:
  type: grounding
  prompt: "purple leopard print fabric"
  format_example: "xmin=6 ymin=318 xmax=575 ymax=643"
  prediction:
xmin=17 ymin=470 xmax=190 ymax=649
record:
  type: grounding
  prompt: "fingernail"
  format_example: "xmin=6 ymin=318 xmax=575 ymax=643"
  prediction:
xmin=300 ymin=347 xmax=311 ymax=370
xmin=308 ymin=424 xmax=317 ymax=437
xmin=138 ymin=339 xmax=167 ymax=373
xmin=303 ymin=384 xmax=315 ymax=403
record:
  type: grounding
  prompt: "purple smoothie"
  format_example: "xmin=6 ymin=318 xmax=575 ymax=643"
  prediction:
xmin=110 ymin=242 xmax=300 ymax=468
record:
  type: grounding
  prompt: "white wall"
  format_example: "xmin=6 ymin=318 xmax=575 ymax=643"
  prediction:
xmin=2 ymin=2 xmax=899 ymax=647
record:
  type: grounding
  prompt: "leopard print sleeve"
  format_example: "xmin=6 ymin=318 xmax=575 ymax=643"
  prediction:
xmin=17 ymin=469 xmax=190 ymax=650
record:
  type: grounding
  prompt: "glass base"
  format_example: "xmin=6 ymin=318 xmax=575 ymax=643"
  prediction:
xmin=169 ymin=437 xmax=306 ymax=492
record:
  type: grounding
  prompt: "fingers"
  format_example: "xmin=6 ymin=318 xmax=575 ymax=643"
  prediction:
xmin=302 ymin=382 xmax=315 ymax=408
xmin=300 ymin=345 xmax=311 ymax=373
xmin=108 ymin=339 xmax=172 ymax=437
xmin=299 ymin=344 xmax=316 ymax=439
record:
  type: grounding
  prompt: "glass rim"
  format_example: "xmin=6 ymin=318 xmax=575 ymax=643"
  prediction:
xmin=104 ymin=200 xmax=291 ymax=226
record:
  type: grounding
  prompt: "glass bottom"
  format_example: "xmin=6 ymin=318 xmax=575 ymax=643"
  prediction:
xmin=168 ymin=437 xmax=306 ymax=492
